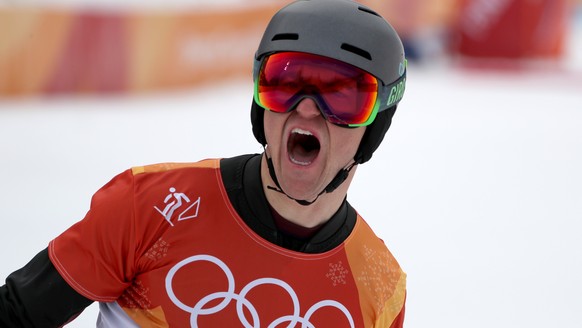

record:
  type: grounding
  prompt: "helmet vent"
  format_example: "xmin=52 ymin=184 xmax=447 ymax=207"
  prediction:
xmin=358 ymin=6 xmax=380 ymax=17
xmin=272 ymin=33 xmax=299 ymax=41
xmin=341 ymin=43 xmax=372 ymax=60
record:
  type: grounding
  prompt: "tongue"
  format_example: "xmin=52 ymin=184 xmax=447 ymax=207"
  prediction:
xmin=288 ymin=131 xmax=320 ymax=165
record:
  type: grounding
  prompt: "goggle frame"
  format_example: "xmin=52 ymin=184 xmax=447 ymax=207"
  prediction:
xmin=253 ymin=52 xmax=406 ymax=127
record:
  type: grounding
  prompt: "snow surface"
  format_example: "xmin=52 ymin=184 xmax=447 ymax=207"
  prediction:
xmin=1 ymin=64 xmax=581 ymax=327
xmin=0 ymin=5 xmax=581 ymax=328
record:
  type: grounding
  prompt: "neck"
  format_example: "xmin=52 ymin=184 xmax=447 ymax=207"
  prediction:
xmin=260 ymin=153 xmax=355 ymax=228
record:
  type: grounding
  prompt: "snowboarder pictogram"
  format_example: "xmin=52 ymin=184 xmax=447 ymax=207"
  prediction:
xmin=154 ymin=187 xmax=200 ymax=226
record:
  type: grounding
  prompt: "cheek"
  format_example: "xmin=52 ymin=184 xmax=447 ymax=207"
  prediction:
xmin=331 ymin=126 xmax=366 ymax=156
xmin=263 ymin=111 xmax=285 ymax=148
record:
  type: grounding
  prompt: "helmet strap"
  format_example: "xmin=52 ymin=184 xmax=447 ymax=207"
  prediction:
xmin=264 ymin=149 xmax=355 ymax=206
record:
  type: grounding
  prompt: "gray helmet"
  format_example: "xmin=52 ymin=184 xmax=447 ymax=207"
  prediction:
xmin=251 ymin=0 xmax=406 ymax=164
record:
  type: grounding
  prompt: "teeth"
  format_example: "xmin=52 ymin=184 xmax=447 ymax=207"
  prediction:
xmin=292 ymin=128 xmax=313 ymax=136
xmin=290 ymin=157 xmax=310 ymax=166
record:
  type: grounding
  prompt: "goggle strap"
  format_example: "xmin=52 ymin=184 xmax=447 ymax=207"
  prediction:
xmin=378 ymin=70 xmax=407 ymax=111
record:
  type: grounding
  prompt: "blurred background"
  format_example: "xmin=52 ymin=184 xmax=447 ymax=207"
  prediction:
xmin=0 ymin=0 xmax=581 ymax=327
xmin=1 ymin=0 xmax=580 ymax=95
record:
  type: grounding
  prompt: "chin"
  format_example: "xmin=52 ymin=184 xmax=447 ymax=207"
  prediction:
xmin=280 ymin=183 xmax=322 ymax=203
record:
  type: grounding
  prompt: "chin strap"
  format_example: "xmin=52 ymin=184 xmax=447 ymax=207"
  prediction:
xmin=265 ymin=152 xmax=356 ymax=206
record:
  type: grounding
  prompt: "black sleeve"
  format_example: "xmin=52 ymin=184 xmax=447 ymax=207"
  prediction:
xmin=0 ymin=248 xmax=93 ymax=328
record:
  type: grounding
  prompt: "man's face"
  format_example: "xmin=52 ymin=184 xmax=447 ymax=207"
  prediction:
xmin=263 ymin=98 xmax=366 ymax=202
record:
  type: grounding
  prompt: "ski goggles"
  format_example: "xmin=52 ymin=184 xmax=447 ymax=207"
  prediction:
xmin=253 ymin=52 xmax=406 ymax=127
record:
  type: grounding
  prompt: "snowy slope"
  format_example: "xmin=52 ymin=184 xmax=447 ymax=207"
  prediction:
xmin=0 ymin=2 xmax=581 ymax=328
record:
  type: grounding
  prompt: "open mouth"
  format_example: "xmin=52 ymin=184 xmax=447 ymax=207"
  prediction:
xmin=287 ymin=128 xmax=321 ymax=166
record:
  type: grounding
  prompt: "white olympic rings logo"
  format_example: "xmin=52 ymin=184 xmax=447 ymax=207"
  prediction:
xmin=165 ymin=254 xmax=355 ymax=328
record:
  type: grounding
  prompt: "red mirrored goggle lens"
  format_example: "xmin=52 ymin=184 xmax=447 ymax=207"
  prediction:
xmin=255 ymin=52 xmax=379 ymax=126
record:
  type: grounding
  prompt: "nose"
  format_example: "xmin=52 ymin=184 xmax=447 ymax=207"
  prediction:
xmin=294 ymin=98 xmax=321 ymax=119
